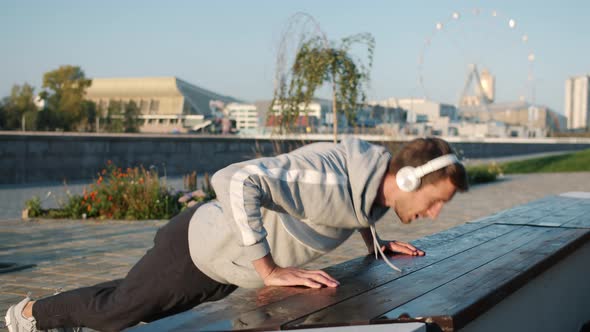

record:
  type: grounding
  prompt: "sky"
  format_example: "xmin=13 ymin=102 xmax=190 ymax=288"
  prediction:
xmin=1 ymin=0 xmax=589 ymax=113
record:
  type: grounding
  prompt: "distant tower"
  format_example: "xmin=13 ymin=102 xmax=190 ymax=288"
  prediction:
xmin=480 ymin=69 xmax=495 ymax=102
xmin=565 ymin=75 xmax=590 ymax=130
xmin=459 ymin=64 xmax=494 ymax=107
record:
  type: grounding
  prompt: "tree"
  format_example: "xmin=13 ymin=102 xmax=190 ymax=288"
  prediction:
xmin=2 ymin=83 xmax=38 ymax=130
xmin=0 ymin=97 xmax=7 ymax=129
xmin=79 ymin=100 xmax=98 ymax=132
xmin=123 ymin=100 xmax=141 ymax=133
xmin=40 ymin=65 xmax=92 ymax=131
xmin=101 ymin=100 xmax=141 ymax=133
xmin=271 ymin=33 xmax=374 ymax=142
xmin=104 ymin=100 xmax=124 ymax=133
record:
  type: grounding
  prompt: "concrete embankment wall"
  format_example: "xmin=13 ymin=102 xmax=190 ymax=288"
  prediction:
xmin=2 ymin=132 xmax=590 ymax=184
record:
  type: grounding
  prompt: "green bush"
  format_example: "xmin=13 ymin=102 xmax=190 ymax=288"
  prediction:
xmin=466 ymin=162 xmax=503 ymax=185
xmin=49 ymin=193 xmax=86 ymax=219
xmin=24 ymin=196 xmax=43 ymax=218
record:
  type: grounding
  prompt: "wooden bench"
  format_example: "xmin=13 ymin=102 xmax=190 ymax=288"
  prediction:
xmin=132 ymin=192 xmax=590 ymax=332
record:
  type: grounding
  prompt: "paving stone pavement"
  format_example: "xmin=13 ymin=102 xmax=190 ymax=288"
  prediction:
xmin=1 ymin=172 xmax=589 ymax=331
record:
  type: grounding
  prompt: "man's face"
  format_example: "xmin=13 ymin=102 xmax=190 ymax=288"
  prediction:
xmin=392 ymin=177 xmax=457 ymax=224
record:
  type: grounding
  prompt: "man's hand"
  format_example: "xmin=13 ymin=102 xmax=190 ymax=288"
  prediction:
xmin=378 ymin=239 xmax=425 ymax=256
xmin=358 ymin=228 xmax=425 ymax=256
xmin=253 ymin=253 xmax=339 ymax=288
xmin=263 ymin=266 xmax=340 ymax=288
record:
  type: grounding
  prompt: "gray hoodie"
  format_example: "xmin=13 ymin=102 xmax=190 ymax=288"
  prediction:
xmin=187 ymin=137 xmax=392 ymax=288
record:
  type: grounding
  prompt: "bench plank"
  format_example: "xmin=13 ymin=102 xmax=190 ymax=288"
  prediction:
xmin=474 ymin=195 xmax=590 ymax=228
xmin=376 ymin=227 xmax=590 ymax=331
xmin=284 ymin=225 xmax=548 ymax=329
xmin=194 ymin=224 xmax=516 ymax=331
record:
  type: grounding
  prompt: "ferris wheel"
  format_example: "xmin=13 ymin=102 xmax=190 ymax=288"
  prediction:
xmin=417 ymin=8 xmax=537 ymax=110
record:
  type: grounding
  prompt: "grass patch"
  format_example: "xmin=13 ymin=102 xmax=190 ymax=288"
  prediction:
xmin=501 ymin=149 xmax=590 ymax=174
xmin=465 ymin=149 xmax=590 ymax=185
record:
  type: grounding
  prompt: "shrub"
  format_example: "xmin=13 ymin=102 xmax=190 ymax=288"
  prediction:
xmin=24 ymin=196 xmax=43 ymax=218
xmin=24 ymin=161 xmax=216 ymax=220
xmin=466 ymin=162 xmax=503 ymax=185
xmin=50 ymin=191 xmax=87 ymax=219
xmin=79 ymin=161 xmax=182 ymax=220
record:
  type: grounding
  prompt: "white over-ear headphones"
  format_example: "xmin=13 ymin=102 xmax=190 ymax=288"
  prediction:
xmin=396 ymin=154 xmax=460 ymax=192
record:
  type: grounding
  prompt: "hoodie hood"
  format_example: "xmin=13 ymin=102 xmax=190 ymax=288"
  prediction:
xmin=341 ymin=137 xmax=392 ymax=227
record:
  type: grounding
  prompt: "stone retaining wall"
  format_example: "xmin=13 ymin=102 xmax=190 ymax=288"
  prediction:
xmin=2 ymin=132 xmax=590 ymax=184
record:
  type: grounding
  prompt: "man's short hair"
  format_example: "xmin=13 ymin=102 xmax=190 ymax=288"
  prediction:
xmin=388 ymin=137 xmax=468 ymax=192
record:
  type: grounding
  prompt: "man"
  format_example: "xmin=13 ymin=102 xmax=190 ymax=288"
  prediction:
xmin=5 ymin=137 xmax=467 ymax=332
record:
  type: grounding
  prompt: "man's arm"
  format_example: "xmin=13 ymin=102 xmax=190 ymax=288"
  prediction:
xmin=358 ymin=227 xmax=425 ymax=256
xmin=252 ymin=253 xmax=339 ymax=288
xmin=211 ymin=162 xmax=341 ymax=288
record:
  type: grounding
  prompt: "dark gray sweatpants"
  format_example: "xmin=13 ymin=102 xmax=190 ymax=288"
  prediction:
xmin=32 ymin=204 xmax=237 ymax=332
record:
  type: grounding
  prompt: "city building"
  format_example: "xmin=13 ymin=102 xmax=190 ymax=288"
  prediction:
xmin=375 ymin=98 xmax=458 ymax=123
xmin=258 ymin=98 xmax=406 ymax=134
xmin=565 ymin=75 xmax=590 ymax=130
xmin=85 ymin=77 xmax=240 ymax=133
xmin=224 ymin=103 xmax=259 ymax=132
xmin=260 ymin=99 xmax=332 ymax=132
xmin=357 ymin=104 xmax=406 ymax=127
xmin=460 ymin=101 xmax=566 ymax=136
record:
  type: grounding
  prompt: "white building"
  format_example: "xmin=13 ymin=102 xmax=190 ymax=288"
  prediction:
xmin=225 ymin=103 xmax=259 ymax=131
xmin=375 ymin=98 xmax=458 ymax=123
xmin=460 ymin=101 xmax=566 ymax=134
xmin=565 ymin=75 xmax=590 ymax=129
xmin=85 ymin=77 xmax=239 ymax=133
xmin=260 ymin=99 xmax=331 ymax=130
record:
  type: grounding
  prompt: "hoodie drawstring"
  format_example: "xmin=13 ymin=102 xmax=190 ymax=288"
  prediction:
xmin=369 ymin=225 xmax=402 ymax=273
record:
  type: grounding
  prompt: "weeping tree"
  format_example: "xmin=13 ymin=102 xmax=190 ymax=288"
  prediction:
xmin=270 ymin=32 xmax=375 ymax=142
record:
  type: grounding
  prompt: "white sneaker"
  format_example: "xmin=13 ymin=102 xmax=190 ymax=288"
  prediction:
xmin=4 ymin=296 xmax=39 ymax=332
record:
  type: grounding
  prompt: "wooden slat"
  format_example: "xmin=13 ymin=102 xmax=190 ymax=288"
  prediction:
xmin=283 ymin=225 xmax=547 ymax=329
xmin=191 ymin=224 xmax=516 ymax=331
xmin=485 ymin=196 xmax=590 ymax=227
xmin=376 ymin=227 xmax=590 ymax=331
xmin=504 ymin=198 xmax=590 ymax=228
xmin=561 ymin=211 xmax=590 ymax=229
xmin=532 ymin=213 xmax=581 ymax=227
xmin=529 ymin=198 xmax=588 ymax=227
xmin=409 ymin=221 xmax=493 ymax=248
